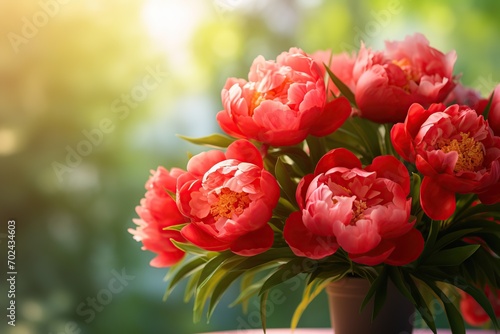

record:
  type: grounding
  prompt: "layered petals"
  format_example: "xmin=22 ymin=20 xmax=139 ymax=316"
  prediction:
xmin=284 ymin=148 xmax=423 ymax=266
xmin=217 ymin=48 xmax=350 ymax=146
xmin=391 ymin=103 xmax=500 ymax=220
xmin=178 ymin=140 xmax=280 ymax=256
xmin=352 ymin=34 xmax=456 ymax=123
xmin=129 ymin=167 xmax=188 ymax=268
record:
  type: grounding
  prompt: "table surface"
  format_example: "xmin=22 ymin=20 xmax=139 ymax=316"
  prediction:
xmin=199 ymin=329 xmax=496 ymax=334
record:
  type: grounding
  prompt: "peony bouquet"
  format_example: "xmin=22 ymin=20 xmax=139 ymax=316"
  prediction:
xmin=130 ymin=33 xmax=500 ymax=333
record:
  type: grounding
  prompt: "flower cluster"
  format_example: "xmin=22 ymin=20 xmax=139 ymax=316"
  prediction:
xmin=130 ymin=33 xmax=500 ymax=332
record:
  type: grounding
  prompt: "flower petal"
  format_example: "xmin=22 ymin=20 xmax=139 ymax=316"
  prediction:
xmin=309 ymin=97 xmax=351 ymax=137
xmin=315 ymin=148 xmax=361 ymax=175
xmin=284 ymin=211 xmax=338 ymax=259
xmin=384 ymin=228 xmax=424 ymax=266
xmin=366 ymin=155 xmax=410 ymax=195
xmin=226 ymin=140 xmax=263 ymax=169
xmin=181 ymin=223 xmax=230 ymax=252
xmin=420 ymin=176 xmax=456 ymax=220
xmin=230 ymin=224 xmax=274 ymax=256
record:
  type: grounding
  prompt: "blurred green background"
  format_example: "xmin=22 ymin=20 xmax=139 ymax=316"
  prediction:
xmin=1 ymin=0 xmax=499 ymax=333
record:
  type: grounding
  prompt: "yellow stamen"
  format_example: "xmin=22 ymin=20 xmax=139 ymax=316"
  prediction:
xmin=438 ymin=132 xmax=485 ymax=172
xmin=248 ymin=78 xmax=292 ymax=116
xmin=351 ymin=199 xmax=367 ymax=224
xmin=210 ymin=187 xmax=251 ymax=220
xmin=393 ymin=58 xmax=419 ymax=81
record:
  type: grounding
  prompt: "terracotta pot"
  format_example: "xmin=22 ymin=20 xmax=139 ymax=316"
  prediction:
xmin=326 ymin=277 xmax=415 ymax=334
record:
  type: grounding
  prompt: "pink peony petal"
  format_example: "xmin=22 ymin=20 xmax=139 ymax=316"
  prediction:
xmin=216 ymin=110 xmax=246 ymax=139
xmin=284 ymin=211 xmax=338 ymax=259
xmin=366 ymin=155 xmax=410 ymax=195
xmin=187 ymin=150 xmax=226 ymax=177
xmin=334 ymin=219 xmax=381 ymax=254
xmin=226 ymin=140 xmax=263 ymax=169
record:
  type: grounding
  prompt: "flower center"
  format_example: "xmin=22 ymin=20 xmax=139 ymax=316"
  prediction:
xmin=351 ymin=199 xmax=367 ymax=224
xmin=249 ymin=78 xmax=292 ymax=116
xmin=210 ymin=187 xmax=251 ymax=220
xmin=392 ymin=57 xmax=420 ymax=83
xmin=438 ymin=132 xmax=485 ymax=172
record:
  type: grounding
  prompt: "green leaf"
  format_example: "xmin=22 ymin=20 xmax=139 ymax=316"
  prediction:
xmin=231 ymin=248 xmax=296 ymax=271
xmin=273 ymin=197 xmax=297 ymax=220
xmin=207 ymin=270 xmax=243 ymax=319
xmin=197 ymin=251 xmax=235 ymax=290
xmin=309 ymin=262 xmax=351 ymax=281
xmin=482 ymin=89 xmax=495 ymax=120
xmin=388 ymin=267 xmax=415 ymax=304
xmin=260 ymin=291 xmax=269 ymax=334
xmin=453 ymin=202 xmax=500 ymax=223
xmin=258 ymin=258 xmax=307 ymax=295
xmin=423 ymin=280 xmax=465 ymax=334
xmin=239 ymin=270 xmax=257 ymax=313
xmin=193 ymin=269 xmax=226 ymax=323
xmin=406 ymin=275 xmax=437 ymax=333
xmin=163 ymin=223 xmax=187 ymax=231
xmin=184 ymin=269 xmax=202 ymax=303
xmin=474 ymin=233 xmax=500 ymax=256
xmin=291 ymin=276 xmax=336 ymax=329
xmin=451 ymin=276 xmax=500 ymax=329
xmin=164 ymin=256 xmax=206 ymax=300
xmin=324 ymin=64 xmax=356 ymax=105
xmin=171 ymin=239 xmax=212 ymax=256
xmin=305 ymin=135 xmax=328 ymax=166
xmin=419 ymin=220 xmax=441 ymax=262
xmin=275 ymin=157 xmax=299 ymax=206
xmin=177 ymin=133 xmax=235 ymax=148
xmin=425 ymin=244 xmax=480 ymax=266
xmin=432 ymin=228 xmax=482 ymax=252
xmin=464 ymin=248 xmax=500 ymax=287
xmin=230 ymin=278 xmax=268 ymax=309
xmin=272 ymin=146 xmax=314 ymax=176
xmin=347 ymin=117 xmax=382 ymax=159
xmin=410 ymin=173 xmax=422 ymax=214
xmin=361 ymin=267 xmax=387 ymax=320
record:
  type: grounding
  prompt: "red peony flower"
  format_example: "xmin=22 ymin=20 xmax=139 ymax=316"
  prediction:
xmin=129 ymin=167 xmax=187 ymax=267
xmin=284 ymin=148 xmax=424 ymax=266
xmin=391 ymin=103 xmax=500 ymax=220
xmin=217 ymin=48 xmax=351 ymax=146
xmin=353 ymin=33 xmax=456 ymax=123
xmin=177 ymin=140 xmax=280 ymax=256
xmin=460 ymin=286 xmax=500 ymax=326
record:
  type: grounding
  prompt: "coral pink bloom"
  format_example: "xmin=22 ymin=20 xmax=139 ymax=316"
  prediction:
xmin=217 ymin=48 xmax=351 ymax=146
xmin=353 ymin=33 xmax=456 ymax=123
xmin=177 ymin=140 xmax=279 ymax=256
xmin=311 ymin=50 xmax=356 ymax=96
xmin=129 ymin=167 xmax=187 ymax=267
xmin=391 ymin=103 xmax=500 ymax=220
xmin=460 ymin=286 xmax=500 ymax=326
xmin=284 ymin=148 xmax=424 ymax=266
